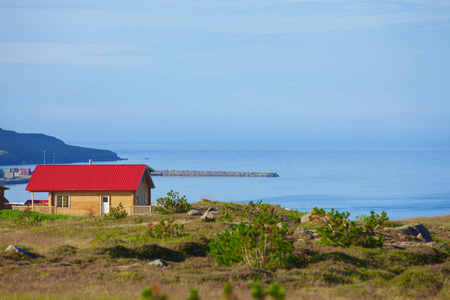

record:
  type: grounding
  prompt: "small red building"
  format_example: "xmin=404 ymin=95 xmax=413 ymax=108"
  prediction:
xmin=24 ymin=164 xmax=155 ymax=216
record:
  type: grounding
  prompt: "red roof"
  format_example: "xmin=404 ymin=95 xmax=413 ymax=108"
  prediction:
xmin=26 ymin=164 xmax=154 ymax=192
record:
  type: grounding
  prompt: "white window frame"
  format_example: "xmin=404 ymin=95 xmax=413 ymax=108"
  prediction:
xmin=56 ymin=195 xmax=70 ymax=208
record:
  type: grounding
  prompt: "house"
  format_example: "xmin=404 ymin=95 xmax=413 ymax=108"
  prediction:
xmin=23 ymin=164 xmax=155 ymax=216
xmin=0 ymin=186 xmax=10 ymax=210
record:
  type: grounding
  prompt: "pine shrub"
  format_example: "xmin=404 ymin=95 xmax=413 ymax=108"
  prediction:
xmin=156 ymin=190 xmax=190 ymax=214
xmin=311 ymin=207 xmax=388 ymax=248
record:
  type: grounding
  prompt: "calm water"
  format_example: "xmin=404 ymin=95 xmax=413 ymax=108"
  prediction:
xmin=4 ymin=141 xmax=450 ymax=220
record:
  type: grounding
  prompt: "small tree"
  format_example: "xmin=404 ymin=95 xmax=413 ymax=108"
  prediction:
xmin=104 ymin=203 xmax=128 ymax=220
xmin=210 ymin=214 xmax=294 ymax=270
xmin=147 ymin=218 xmax=186 ymax=239
xmin=310 ymin=207 xmax=388 ymax=248
xmin=156 ymin=190 xmax=190 ymax=214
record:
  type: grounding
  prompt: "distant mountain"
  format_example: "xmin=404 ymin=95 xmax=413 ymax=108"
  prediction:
xmin=0 ymin=128 xmax=122 ymax=166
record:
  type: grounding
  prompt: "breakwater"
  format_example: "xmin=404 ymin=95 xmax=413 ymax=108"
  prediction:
xmin=152 ymin=170 xmax=279 ymax=177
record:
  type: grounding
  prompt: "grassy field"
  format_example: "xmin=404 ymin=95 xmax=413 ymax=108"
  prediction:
xmin=0 ymin=201 xmax=449 ymax=300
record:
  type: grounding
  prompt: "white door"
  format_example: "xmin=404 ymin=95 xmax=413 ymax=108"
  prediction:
xmin=101 ymin=196 xmax=110 ymax=214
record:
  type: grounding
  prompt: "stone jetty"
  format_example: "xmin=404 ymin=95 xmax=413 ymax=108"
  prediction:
xmin=152 ymin=170 xmax=279 ymax=177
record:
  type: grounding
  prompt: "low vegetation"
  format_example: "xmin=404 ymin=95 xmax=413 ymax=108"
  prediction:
xmin=104 ymin=202 xmax=128 ymax=220
xmin=156 ymin=190 xmax=191 ymax=214
xmin=310 ymin=207 xmax=388 ymax=248
xmin=0 ymin=197 xmax=449 ymax=299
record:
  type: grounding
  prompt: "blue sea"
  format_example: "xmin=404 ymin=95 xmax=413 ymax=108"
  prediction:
xmin=4 ymin=141 xmax=450 ymax=220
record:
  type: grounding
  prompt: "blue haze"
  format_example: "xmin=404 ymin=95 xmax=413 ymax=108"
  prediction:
xmin=5 ymin=141 xmax=450 ymax=220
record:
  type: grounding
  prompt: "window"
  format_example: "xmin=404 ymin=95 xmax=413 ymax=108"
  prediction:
xmin=56 ymin=195 xmax=70 ymax=208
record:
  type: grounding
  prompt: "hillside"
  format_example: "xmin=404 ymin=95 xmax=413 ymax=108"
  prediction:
xmin=0 ymin=128 xmax=122 ymax=166
xmin=0 ymin=201 xmax=448 ymax=299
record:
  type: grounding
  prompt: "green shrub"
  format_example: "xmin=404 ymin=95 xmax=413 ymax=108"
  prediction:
xmin=186 ymin=288 xmax=201 ymax=300
xmin=287 ymin=209 xmax=305 ymax=222
xmin=156 ymin=190 xmax=190 ymax=214
xmin=251 ymin=282 xmax=285 ymax=300
xmin=220 ymin=200 xmax=283 ymax=224
xmin=147 ymin=218 xmax=186 ymax=239
xmin=104 ymin=202 xmax=128 ymax=220
xmin=311 ymin=207 xmax=388 ymax=248
xmin=265 ymin=283 xmax=286 ymax=300
xmin=210 ymin=216 xmax=294 ymax=270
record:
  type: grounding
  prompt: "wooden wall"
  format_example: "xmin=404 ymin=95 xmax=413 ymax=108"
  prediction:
xmin=50 ymin=190 xmax=135 ymax=216
xmin=136 ymin=174 xmax=152 ymax=206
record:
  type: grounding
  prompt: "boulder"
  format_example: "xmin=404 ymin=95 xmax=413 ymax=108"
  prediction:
xmin=389 ymin=223 xmax=433 ymax=242
xmin=149 ymin=259 xmax=167 ymax=267
xmin=5 ymin=245 xmax=37 ymax=258
xmin=292 ymin=227 xmax=314 ymax=240
xmin=200 ymin=207 xmax=215 ymax=222
xmin=187 ymin=210 xmax=202 ymax=216
xmin=301 ymin=213 xmax=312 ymax=223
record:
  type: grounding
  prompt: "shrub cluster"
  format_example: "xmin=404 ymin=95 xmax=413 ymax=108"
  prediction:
xmin=210 ymin=210 xmax=294 ymax=270
xmin=156 ymin=190 xmax=190 ymax=214
xmin=310 ymin=207 xmax=388 ymax=248
xmin=221 ymin=200 xmax=282 ymax=224
xmin=104 ymin=202 xmax=128 ymax=220
xmin=147 ymin=218 xmax=186 ymax=239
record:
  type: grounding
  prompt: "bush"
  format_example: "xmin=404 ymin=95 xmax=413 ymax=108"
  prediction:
xmin=104 ymin=202 xmax=128 ymax=220
xmin=210 ymin=215 xmax=294 ymax=270
xmin=186 ymin=288 xmax=201 ymax=300
xmin=252 ymin=282 xmax=286 ymax=300
xmin=310 ymin=207 xmax=388 ymax=248
xmin=156 ymin=190 xmax=190 ymax=214
xmin=220 ymin=200 xmax=282 ymax=224
xmin=147 ymin=218 xmax=186 ymax=239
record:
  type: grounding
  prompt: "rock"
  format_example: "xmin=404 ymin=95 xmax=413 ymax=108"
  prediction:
xmin=187 ymin=210 xmax=202 ymax=216
xmin=390 ymin=223 xmax=433 ymax=242
xmin=276 ymin=222 xmax=284 ymax=229
xmin=149 ymin=259 xmax=167 ymax=267
xmin=206 ymin=206 xmax=217 ymax=211
xmin=200 ymin=207 xmax=215 ymax=222
xmin=425 ymin=242 xmax=448 ymax=251
xmin=292 ymin=228 xmax=314 ymax=240
xmin=5 ymin=245 xmax=37 ymax=258
xmin=301 ymin=213 xmax=312 ymax=223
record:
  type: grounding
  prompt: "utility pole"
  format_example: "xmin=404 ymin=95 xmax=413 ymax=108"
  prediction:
xmin=43 ymin=150 xmax=46 ymax=165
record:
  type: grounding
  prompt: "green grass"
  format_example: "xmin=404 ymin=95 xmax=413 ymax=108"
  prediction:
xmin=0 ymin=210 xmax=71 ymax=223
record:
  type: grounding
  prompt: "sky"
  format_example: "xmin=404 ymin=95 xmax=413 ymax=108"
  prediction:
xmin=1 ymin=0 xmax=450 ymax=144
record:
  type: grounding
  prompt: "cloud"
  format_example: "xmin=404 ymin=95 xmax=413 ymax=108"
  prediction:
xmin=0 ymin=43 xmax=151 ymax=66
